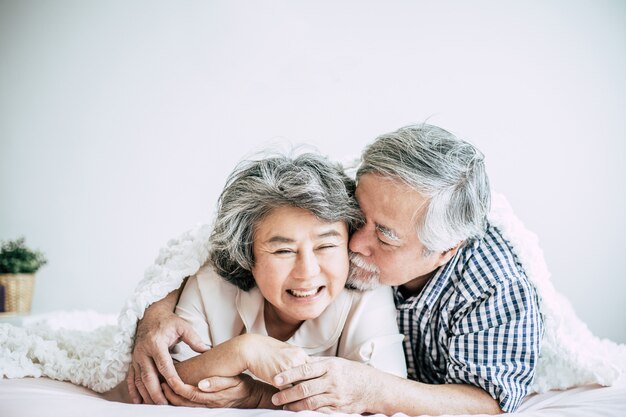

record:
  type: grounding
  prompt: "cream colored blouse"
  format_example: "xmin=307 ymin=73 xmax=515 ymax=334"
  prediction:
xmin=172 ymin=263 xmax=407 ymax=377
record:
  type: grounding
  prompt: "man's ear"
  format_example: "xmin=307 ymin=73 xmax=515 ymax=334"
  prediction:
xmin=434 ymin=240 xmax=464 ymax=268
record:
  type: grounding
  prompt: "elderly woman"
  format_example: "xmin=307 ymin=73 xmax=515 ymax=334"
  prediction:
xmin=145 ymin=152 xmax=406 ymax=409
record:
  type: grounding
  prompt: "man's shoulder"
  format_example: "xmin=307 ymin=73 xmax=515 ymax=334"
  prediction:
xmin=451 ymin=222 xmax=532 ymax=297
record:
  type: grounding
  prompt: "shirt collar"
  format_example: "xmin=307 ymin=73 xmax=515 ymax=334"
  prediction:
xmin=394 ymin=239 xmax=475 ymax=310
xmin=235 ymin=286 xmax=354 ymax=355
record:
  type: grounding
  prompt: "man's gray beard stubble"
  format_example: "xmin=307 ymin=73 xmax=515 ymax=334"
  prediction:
xmin=346 ymin=252 xmax=382 ymax=291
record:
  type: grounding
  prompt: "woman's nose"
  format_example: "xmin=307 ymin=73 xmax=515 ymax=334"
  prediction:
xmin=293 ymin=251 xmax=321 ymax=279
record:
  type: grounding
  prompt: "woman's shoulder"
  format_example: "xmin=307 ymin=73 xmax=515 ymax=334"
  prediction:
xmin=192 ymin=262 xmax=238 ymax=297
xmin=335 ymin=286 xmax=398 ymax=333
xmin=347 ymin=286 xmax=396 ymax=309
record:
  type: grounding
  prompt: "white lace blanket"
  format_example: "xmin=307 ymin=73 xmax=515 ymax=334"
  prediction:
xmin=1 ymin=193 xmax=625 ymax=393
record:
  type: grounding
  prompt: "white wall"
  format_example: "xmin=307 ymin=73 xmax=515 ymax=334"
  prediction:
xmin=1 ymin=1 xmax=624 ymax=343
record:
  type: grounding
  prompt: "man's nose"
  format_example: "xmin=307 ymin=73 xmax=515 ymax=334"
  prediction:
xmin=293 ymin=251 xmax=321 ymax=279
xmin=349 ymin=227 xmax=371 ymax=257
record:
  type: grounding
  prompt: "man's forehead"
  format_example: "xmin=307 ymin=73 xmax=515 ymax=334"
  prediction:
xmin=355 ymin=174 xmax=426 ymax=231
xmin=356 ymin=174 xmax=419 ymax=204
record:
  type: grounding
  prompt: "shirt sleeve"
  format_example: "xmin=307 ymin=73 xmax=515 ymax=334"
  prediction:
xmin=446 ymin=276 xmax=544 ymax=412
xmin=170 ymin=275 xmax=213 ymax=362
xmin=337 ymin=286 xmax=408 ymax=378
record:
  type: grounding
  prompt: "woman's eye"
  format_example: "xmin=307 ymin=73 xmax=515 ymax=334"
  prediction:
xmin=273 ymin=249 xmax=295 ymax=255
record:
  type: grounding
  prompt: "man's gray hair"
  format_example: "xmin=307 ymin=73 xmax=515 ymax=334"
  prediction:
xmin=357 ymin=124 xmax=491 ymax=252
xmin=209 ymin=152 xmax=361 ymax=291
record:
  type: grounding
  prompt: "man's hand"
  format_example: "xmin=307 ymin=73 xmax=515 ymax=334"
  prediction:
xmin=160 ymin=375 xmax=276 ymax=409
xmin=127 ymin=303 xmax=208 ymax=405
xmin=271 ymin=357 xmax=376 ymax=414
xmin=273 ymin=358 xmax=503 ymax=416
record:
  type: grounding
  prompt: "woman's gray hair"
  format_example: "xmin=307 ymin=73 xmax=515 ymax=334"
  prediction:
xmin=209 ymin=152 xmax=362 ymax=291
xmin=357 ymin=124 xmax=491 ymax=253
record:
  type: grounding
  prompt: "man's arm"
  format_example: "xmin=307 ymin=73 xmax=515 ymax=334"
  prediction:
xmin=127 ymin=282 xmax=209 ymax=405
xmin=271 ymin=358 xmax=502 ymax=415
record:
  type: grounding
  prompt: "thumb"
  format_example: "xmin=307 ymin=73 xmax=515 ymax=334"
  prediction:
xmin=178 ymin=326 xmax=210 ymax=353
xmin=198 ymin=376 xmax=241 ymax=393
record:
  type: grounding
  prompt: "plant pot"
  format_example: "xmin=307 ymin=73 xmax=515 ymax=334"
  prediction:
xmin=0 ymin=273 xmax=35 ymax=315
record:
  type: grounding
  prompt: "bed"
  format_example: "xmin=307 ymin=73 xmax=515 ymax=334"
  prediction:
xmin=1 ymin=375 xmax=625 ymax=417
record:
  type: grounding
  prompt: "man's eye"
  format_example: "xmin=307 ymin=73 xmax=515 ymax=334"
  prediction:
xmin=377 ymin=237 xmax=392 ymax=246
xmin=317 ymin=244 xmax=337 ymax=250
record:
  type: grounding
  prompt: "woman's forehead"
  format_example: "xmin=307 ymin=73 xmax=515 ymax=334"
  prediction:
xmin=254 ymin=206 xmax=348 ymax=241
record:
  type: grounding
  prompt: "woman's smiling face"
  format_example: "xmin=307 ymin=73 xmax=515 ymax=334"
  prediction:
xmin=251 ymin=205 xmax=350 ymax=330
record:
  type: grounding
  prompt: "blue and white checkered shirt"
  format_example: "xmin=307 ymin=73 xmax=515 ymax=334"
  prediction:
xmin=394 ymin=223 xmax=543 ymax=412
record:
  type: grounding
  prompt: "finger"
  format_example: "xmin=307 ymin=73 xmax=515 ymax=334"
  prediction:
xmin=274 ymin=361 xmax=327 ymax=387
xmin=165 ymin=382 xmax=233 ymax=407
xmin=162 ymin=383 xmax=204 ymax=408
xmin=197 ymin=376 xmax=242 ymax=393
xmin=178 ymin=387 xmax=223 ymax=406
xmin=134 ymin=364 xmax=154 ymax=405
xmin=272 ymin=379 xmax=326 ymax=406
xmin=151 ymin=349 xmax=186 ymax=396
xmin=166 ymin=381 xmax=202 ymax=402
xmin=178 ymin=325 xmax=210 ymax=354
xmin=314 ymin=406 xmax=336 ymax=414
xmin=138 ymin=358 xmax=167 ymax=405
xmin=126 ymin=365 xmax=142 ymax=404
xmin=281 ymin=394 xmax=324 ymax=412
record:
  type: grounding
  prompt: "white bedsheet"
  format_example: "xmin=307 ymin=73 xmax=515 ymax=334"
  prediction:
xmin=1 ymin=377 xmax=625 ymax=417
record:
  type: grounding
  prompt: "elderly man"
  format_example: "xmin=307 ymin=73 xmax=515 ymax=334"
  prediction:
xmin=128 ymin=124 xmax=543 ymax=415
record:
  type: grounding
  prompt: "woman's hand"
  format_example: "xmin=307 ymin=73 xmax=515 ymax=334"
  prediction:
xmin=161 ymin=375 xmax=278 ymax=409
xmin=239 ymin=333 xmax=311 ymax=385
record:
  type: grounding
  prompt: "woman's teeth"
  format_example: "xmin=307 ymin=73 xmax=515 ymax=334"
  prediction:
xmin=288 ymin=288 xmax=320 ymax=297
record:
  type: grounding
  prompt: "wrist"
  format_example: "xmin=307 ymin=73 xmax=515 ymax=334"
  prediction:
xmin=373 ymin=373 xmax=410 ymax=416
xmin=363 ymin=367 xmax=391 ymax=415
xmin=230 ymin=334 xmax=255 ymax=374
xmin=235 ymin=334 xmax=256 ymax=370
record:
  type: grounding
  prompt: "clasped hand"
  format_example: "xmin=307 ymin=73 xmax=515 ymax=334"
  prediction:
xmin=128 ymin=309 xmax=311 ymax=408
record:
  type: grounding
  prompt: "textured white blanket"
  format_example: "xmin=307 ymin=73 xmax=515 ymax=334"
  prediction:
xmin=1 ymin=193 xmax=625 ymax=393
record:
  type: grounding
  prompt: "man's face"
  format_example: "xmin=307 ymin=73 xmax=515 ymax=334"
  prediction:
xmin=348 ymin=173 xmax=452 ymax=293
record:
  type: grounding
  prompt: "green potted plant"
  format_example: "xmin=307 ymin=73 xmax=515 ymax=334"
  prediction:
xmin=0 ymin=237 xmax=47 ymax=315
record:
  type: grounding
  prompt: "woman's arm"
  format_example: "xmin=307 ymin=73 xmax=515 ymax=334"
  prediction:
xmin=162 ymin=373 xmax=279 ymax=409
xmin=174 ymin=333 xmax=310 ymax=409
xmin=174 ymin=334 xmax=248 ymax=385
xmin=175 ymin=333 xmax=310 ymax=386
xmin=173 ymin=334 xmax=278 ymax=408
